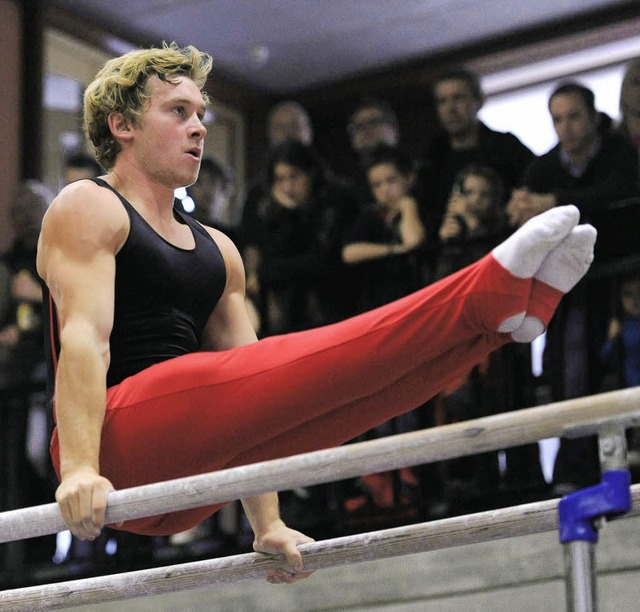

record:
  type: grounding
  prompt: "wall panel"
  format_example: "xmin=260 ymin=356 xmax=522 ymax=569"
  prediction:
xmin=0 ymin=0 xmax=21 ymax=252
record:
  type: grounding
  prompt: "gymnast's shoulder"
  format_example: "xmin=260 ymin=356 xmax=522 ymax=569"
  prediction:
xmin=40 ymin=179 xmax=129 ymax=252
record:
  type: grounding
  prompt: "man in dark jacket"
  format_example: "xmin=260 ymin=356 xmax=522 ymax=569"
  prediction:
xmin=509 ymin=81 xmax=640 ymax=494
xmin=420 ymin=66 xmax=535 ymax=237
xmin=508 ymin=81 xmax=639 ymax=262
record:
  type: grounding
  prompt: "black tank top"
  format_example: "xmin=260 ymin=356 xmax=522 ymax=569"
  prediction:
xmin=43 ymin=178 xmax=227 ymax=391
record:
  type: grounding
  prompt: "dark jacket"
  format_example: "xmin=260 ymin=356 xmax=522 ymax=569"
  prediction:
xmin=520 ymin=132 xmax=639 ymax=214
xmin=520 ymin=132 xmax=640 ymax=262
xmin=419 ymin=122 xmax=535 ymax=232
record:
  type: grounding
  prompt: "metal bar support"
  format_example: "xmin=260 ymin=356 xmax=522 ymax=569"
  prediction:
xmin=558 ymin=422 xmax=632 ymax=612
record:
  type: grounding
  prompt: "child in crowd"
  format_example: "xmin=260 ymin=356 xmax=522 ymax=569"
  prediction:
xmin=342 ymin=144 xmax=426 ymax=312
xmin=601 ymin=272 xmax=640 ymax=467
xmin=435 ymin=162 xmax=506 ymax=280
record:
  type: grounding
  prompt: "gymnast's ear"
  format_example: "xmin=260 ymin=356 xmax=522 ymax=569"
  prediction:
xmin=107 ymin=112 xmax=134 ymax=143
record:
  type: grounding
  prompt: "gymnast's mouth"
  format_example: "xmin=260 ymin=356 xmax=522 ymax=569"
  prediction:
xmin=186 ymin=147 xmax=202 ymax=159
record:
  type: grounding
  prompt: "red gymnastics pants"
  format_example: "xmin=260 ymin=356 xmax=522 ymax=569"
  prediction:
xmin=50 ymin=253 xmax=561 ymax=535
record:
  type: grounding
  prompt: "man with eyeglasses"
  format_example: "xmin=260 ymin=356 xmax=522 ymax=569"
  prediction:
xmin=344 ymin=97 xmax=410 ymax=209
xmin=347 ymin=97 xmax=399 ymax=158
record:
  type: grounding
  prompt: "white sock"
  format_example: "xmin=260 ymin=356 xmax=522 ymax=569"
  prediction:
xmin=497 ymin=312 xmax=527 ymax=334
xmin=492 ymin=205 xmax=580 ymax=278
xmin=511 ymin=315 xmax=545 ymax=343
xmin=533 ymin=224 xmax=597 ymax=292
xmin=510 ymin=224 xmax=597 ymax=343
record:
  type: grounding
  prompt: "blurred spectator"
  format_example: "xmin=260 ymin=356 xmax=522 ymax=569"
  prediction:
xmin=0 ymin=261 xmax=10 ymax=335
xmin=509 ymin=81 xmax=639 ymax=494
xmin=434 ymin=163 xmax=506 ymax=279
xmin=243 ymin=140 xmax=357 ymax=336
xmin=344 ymin=97 xmax=402 ymax=205
xmin=601 ymin=273 xmax=640 ymax=388
xmin=267 ymin=100 xmax=314 ymax=148
xmin=508 ymin=81 xmax=639 ymax=240
xmin=0 ymin=181 xmax=55 ymax=565
xmin=347 ymin=97 xmax=399 ymax=160
xmin=187 ymin=157 xmax=237 ymax=236
xmin=241 ymin=101 xmax=314 ymax=253
xmin=600 ymin=272 xmax=640 ymax=472
xmin=0 ymin=181 xmax=53 ymax=384
xmin=62 ymin=151 xmax=102 ymax=185
xmin=617 ymin=57 xmax=640 ymax=181
xmin=342 ymin=144 xmax=425 ymax=311
xmin=421 ymin=66 xmax=534 ymax=236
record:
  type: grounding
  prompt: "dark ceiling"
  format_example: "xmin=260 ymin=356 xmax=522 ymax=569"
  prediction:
xmin=48 ymin=1 xmax=636 ymax=94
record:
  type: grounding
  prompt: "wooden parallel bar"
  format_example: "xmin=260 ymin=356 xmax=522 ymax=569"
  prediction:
xmin=1 ymin=485 xmax=638 ymax=611
xmin=1 ymin=387 xmax=639 ymax=544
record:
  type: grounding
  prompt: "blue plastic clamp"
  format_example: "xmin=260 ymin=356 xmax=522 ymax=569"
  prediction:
xmin=558 ymin=470 xmax=632 ymax=544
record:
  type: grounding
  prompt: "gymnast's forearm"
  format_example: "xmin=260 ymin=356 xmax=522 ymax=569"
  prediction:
xmin=55 ymin=326 xmax=109 ymax=479
xmin=50 ymin=323 xmax=117 ymax=539
xmin=241 ymin=492 xmax=282 ymax=537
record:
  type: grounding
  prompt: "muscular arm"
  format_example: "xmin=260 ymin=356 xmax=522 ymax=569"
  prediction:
xmin=200 ymin=229 xmax=259 ymax=350
xmin=37 ymin=182 xmax=127 ymax=540
xmin=201 ymin=228 xmax=314 ymax=582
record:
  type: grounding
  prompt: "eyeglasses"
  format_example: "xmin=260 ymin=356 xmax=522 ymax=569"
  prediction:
xmin=348 ymin=116 xmax=389 ymax=136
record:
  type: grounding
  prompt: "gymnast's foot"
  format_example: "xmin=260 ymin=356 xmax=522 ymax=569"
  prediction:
xmin=511 ymin=223 xmax=597 ymax=342
xmin=532 ymin=223 xmax=597 ymax=292
xmin=492 ymin=205 xmax=580 ymax=333
xmin=492 ymin=205 xmax=580 ymax=279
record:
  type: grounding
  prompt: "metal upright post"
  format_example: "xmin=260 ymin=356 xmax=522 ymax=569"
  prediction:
xmin=558 ymin=422 xmax=632 ymax=612
xmin=564 ymin=539 xmax=596 ymax=612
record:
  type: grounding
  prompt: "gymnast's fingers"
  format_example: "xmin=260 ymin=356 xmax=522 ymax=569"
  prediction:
xmin=55 ymin=469 xmax=113 ymax=540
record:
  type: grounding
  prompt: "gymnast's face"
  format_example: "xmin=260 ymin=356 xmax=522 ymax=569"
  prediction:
xmin=131 ymin=75 xmax=207 ymax=189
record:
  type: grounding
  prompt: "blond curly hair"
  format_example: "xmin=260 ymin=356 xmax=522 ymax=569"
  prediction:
xmin=84 ymin=42 xmax=213 ymax=169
